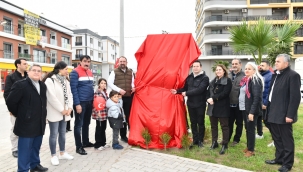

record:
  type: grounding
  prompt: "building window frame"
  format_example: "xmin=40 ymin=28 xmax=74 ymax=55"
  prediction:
xmin=33 ymin=49 xmax=46 ymax=63
xmin=3 ymin=16 xmax=13 ymax=34
xmin=3 ymin=42 xmax=14 ymax=59
xmin=62 ymin=55 xmax=71 ymax=65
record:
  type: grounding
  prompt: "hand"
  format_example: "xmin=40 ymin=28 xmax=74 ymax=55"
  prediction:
xmin=119 ymin=89 xmax=126 ymax=95
xmin=61 ymin=110 xmax=68 ymax=115
xmin=181 ymin=92 xmax=186 ymax=97
xmin=285 ymin=117 xmax=293 ymax=123
xmin=76 ymin=105 xmax=82 ymax=114
xmin=207 ymin=98 xmax=214 ymax=105
xmin=67 ymin=108 xmax=72 ymax=116
xmin=97 ymin=112 xmax=102 ymax=117
xmin=170 ymin=89 xmax=177 ymax=94
xmin=131 ymin=87 xmax=136 ymax=94
xmin=248 ymin=114 xmax=254 ymax=121
xmin=262 ymin=105 xmax=266 ymax=110
xmin=9 ymin=112 xmax=13 ymax=116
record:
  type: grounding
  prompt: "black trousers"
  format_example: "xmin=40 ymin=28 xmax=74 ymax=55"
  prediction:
xmin=188 ymin=106 xmax=206 ymax=143
xmin=242 ymin=111 xmax=257 ymax=151
xmin=209 ymin=116 xmax=229 ymax=145
xmin=94 ymin=120 xmax=107 ymax=148
xmin=270 ymin=123 xmax=294 ymax=169
xmin=229 ymin=106 xmax=243 ymax=143
xmin=120 ymin=96 xmax=132 ymax=138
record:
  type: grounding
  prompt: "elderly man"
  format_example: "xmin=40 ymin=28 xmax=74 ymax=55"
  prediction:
xmin=265 ymin=54 xmax=301 ymax=172
xmin=108 ymin=56 xmax=135 ymax=143
xmin=6 ymin=64 xmax=48 ymax=172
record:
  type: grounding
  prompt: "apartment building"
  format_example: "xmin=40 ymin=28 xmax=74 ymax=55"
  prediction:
xmin=196 ymin=0 xmax=303 ymax=78
xmin=0 ymin=0 xmax=73 ymax=92
xmin=72 ymin=29 xmax=119 ymax=84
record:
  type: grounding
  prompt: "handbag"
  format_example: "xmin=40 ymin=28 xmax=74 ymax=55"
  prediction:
xmin=206 ymin=81 xmax=215 ymax=116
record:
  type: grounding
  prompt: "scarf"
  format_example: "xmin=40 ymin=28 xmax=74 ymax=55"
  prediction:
xmin=55 ymin=74 xmax=69 ymax=107
xmin=240 ymin=76 xmax=251 ymax=98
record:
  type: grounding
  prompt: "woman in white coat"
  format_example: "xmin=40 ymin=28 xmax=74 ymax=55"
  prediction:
xmin=42 ymin=61 xmax=74 ymax=166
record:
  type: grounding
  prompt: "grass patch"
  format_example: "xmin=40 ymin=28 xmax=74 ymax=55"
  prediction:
xmin=161 ymin=104 xmax=303 ymax=172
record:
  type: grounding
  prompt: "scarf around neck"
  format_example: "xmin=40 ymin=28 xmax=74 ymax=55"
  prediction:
xmin=55 ymin=74 xmax=69 ymax=107
xmin=240 ymin=76 xmax=251 ymax=98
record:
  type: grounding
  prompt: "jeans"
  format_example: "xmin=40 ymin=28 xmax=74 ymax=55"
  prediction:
xmin=188 ymin=106 xmax=206 ymax=143
xmin=49 ymin=118 xmax=66 ymax=155
xmin=94 ymin=120 xmax=107 ymax=148
xmin=229 ymin=106 xmax=243 ymax=143
xmin=18 ymin=136 xmax=43 ymax=172
xmin=74 ymin=101 xmax=93 ymax=148
xmin=120 ymin=96 xmax=132 ymax=138
xmin=242 ymin=111 xmax=257 ymax=151
xmin=113 ymin=128 xmax=119 ymax=145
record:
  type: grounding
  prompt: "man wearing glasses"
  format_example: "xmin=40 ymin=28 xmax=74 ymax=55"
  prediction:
xmin=6 ymin=64 xmax=48 ymax=172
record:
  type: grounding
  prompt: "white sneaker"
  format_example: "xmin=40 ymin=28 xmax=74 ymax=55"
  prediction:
xmin=51 ymin=156 xmax=59 ymax=166
xmin=255 ymin=134 xmax=264 ymax=139
xmin=98 ymin=146 xmax=105 ymax=150
xmin=267 ymin=141 xmax=275 ymax=147
xmin=187 ymin=129 xmax=192 ymax=133
xmin=104 ymin=145 xmax=110 ymax=148
xmin=59 ymin=152 xmax=74 ymax=160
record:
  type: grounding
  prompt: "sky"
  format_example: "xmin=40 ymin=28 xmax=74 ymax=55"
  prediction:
xmin=8 ymin=0 xmax=196 ymax=70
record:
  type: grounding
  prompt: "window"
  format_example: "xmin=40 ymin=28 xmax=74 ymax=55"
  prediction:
xmin=211 ymin=29 xmax=222 ymax=34
xmin=33 ymin=49 xmax=46 ymax=63
xmin=112 ymin=54 xmax=115 ymax=60
xmin=62 ymin=55 xmax=70 ymax=65
xmin=90 ymin=50 xmax=93 ymax=56
xmin=3 ymin=43 xmax=13 ymax=59
xmin=61 ymin=37 xmax=70 ymax=49
xmin=75 ymin=49 xmax=82 ymax=59
xmin=50 ymin=31 xmax=57 ymax=45
xmin=40 ymin=30 xmax=46 ymax=36
xmin=211 ymin=45 xmax=223 ymax=55
xmin=3 ymin=18 xmax=13 ymax=34
xmin=90 ymin=38 xmax=93 ymax=44
xmin=50 ymin=51 xmax=57 ymax=64
xmin=75 ymin=36 xmax=82 ymax=46
xmin=112 ymin=44 xmax=115 ymax=50
xmin=98 ymin=41 xmax=101 ymax=47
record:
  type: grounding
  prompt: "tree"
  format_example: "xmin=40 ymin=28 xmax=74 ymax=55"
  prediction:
xmin=212 ymin=60 xmax=230 ymax=72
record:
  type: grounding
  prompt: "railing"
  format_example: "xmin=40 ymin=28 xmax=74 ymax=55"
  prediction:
xmin=291 ymin=0 xmax=303 ymax=2
xmin=296 ymin=29 xmax=303 ymax=36
xmin=40 ymin=36 xmax=47 ymax=43
xmin=50 ymin=39 xmax=57 ymax=46
xmin=3 ymin=25 xmax=13 ymax=34
xmin=3 ymin=51 xmax=14 ymax=59
xmin=75 ymin=54 xmax=82 ymax=59
xmin=206 ymin=49 xmax=251 ymax=55
xmin=75 ymin=42 xmax=82 ymax=46
xmin=18 ymin=27 xmax=24 ymax=37
xmin=250 ymin=0 xmax=287 ymax=4
xmin=18 ymin=53 xmax=32 ymax=61
xmin=62 ymin=43 xmax=71 ymax=50
xmin=33 ymin=55 xmax=46 ymax=63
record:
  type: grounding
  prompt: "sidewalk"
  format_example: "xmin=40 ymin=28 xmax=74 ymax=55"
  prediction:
xmin=0 ymin=97 xmax=250 ymax=172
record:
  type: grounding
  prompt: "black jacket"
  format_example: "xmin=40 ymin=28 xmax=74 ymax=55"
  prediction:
xmin=245 ymin=78 xmax=263 ymax=116
xmin=3 ymin=70 xmax=28 ymax=101
xmin=207 ymin=77 xmax=232 ymax=118
xmin=266 ymin=67 xmax=301 ymax=124
xmin=6 ymin=77 xmax=47 ymax=137
xmin=177 ymin=71 xmax=209 ymax=108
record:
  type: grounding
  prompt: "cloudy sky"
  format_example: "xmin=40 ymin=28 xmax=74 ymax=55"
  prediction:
xmin=8 ymin=0 xmax=196 ymax=70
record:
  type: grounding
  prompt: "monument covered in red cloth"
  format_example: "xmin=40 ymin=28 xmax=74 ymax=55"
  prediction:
xmin=128 ymin=33 xmax=201 ymax=149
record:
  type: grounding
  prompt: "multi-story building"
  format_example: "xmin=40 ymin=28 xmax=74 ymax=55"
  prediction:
xmin=0 ymin=0 xmax=73 ymax=93
xmin=196 ymin=0 xmax=303 ymax=78
xmin=72 ymin=29 xmax=119 ymax=84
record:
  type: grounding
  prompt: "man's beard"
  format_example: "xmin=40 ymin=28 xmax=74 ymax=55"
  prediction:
xmin=120 ymin=64 xmax=126 ymax=69
xmin=259 ymin=69 xmax=264 ymax=73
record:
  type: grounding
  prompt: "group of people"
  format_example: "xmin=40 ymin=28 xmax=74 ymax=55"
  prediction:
xmin=4 ymin=55 xmax=134 ymax=172
xmin=171 ymin=54 xmax=301 ymax=172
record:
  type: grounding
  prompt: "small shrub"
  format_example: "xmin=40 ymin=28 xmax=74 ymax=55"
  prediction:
xmin=160 ymin=132 xmax=172 ymax=151
xmin=181 ymin=134 xmax=192 ymax=150
xmin=141 ymin=127 xmax=151 ymax=150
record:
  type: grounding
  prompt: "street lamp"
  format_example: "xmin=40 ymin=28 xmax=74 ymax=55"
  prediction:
xmin=0 ymin=20 xmax=7 ymax=25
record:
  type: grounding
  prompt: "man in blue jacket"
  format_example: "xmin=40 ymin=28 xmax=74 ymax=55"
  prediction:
xmin=70 ymin=55 xmax=94 ymax=155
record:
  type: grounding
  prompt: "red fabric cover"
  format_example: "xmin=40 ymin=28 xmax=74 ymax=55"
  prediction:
xmin=128 ymin=34 xmax=201 ymax=149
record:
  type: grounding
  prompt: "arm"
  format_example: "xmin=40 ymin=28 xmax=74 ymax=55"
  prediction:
xmin=249 ymin=80 xmax=263 ymax=115
xmin=177 ymin=77 xmax=188 ymax=93
xmin=66 ymin=80 xmax=73 ymax=110
xmin=286 ymin=73 xmax=301 ymax=119
xmin=3 ymin=75 xmax=13 ymax=101
xmin=185 ymin=76 xmax=209 ymax=96
xmin=131 ymin=72 xmax=135 ymax=88
xmin=6 ymin=82 xmax=23 ymax=117
xmin=108 ymin=106 xmax=120 ymax=118
xmin=107 ymin=71 xmax=121 ymax=92
xmin=70 ymin=70 xmax=80 ymax=106
xmin=212 ymin=78 xmax=232 ymax=102
xmin=45 ymin=78 xmax=65 ymax=113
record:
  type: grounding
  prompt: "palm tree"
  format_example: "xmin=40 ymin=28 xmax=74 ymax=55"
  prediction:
xmin=229 ymin=17 xmax=301 ymax=65
xmin=212 ymin=60 xmax=230 ymax=72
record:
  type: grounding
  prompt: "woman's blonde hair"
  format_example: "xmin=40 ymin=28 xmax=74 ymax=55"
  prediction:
xmin=245 ymin=62 xmax=264 ymax=91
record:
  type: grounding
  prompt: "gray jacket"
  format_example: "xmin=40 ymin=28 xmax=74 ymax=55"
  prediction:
xmin=229 ymin=70 xmax=245 ymax=104
xmin=106 ymin=99 xmax=122 ymax=118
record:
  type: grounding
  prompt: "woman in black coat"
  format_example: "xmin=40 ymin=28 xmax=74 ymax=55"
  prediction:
xmin=207 ymin=64 xmax=232 ymax=155
xmin=239 ymin=62 xmax=263 ymax=157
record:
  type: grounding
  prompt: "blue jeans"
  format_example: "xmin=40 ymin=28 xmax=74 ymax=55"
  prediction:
xmin=74 ymin=101 xmax=93 ymax=148
xmin=49 ymin=118 xmax=66 ymax=155
xmin=18 ymin=136 xmax=43 ymax=172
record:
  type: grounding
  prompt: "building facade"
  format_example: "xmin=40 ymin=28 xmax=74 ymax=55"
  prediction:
xmin=195 ymin=0 xmax=303 ymax=78
xmin=72 ymin=29 xmax=119 ymax=84
xmin=0 ymin=0 xmax=73 ymax=92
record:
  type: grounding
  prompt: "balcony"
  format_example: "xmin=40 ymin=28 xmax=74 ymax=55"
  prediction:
xmin=50 ymin=39 xmax=57 ymax=46
xmin=62 ymin=43 xmax=71 ymax=50
xmin=250 ymin=0 xmax=287 ymax=4
xmin=19 ymin=53 xmax=32 ymax=61
xmin=203 ymin=33 xmax=230 ymax=43
xmin=3 ymin=25 xmax=13 ymax=34
xmin=206 ymin=49 xmax=251 ymax=56
xmin=3 ymin=51 xmax=14 ymax=59
xmin=75 ymin=42 xmax=82 ymax=46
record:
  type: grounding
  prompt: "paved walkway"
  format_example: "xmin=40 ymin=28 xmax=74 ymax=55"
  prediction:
xmin=0 ymin=97 xmax=250 ymax=172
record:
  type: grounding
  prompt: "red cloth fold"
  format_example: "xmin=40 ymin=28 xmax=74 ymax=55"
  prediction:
xmin=128 ymin=33 xmax=201 ymax=149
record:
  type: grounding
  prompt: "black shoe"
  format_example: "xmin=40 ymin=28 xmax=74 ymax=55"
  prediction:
xmin=30 ymin=164 xmax=48 ymax=172
xmin=278 ymin=166 xmax=291 ymax=172
xmin=67 ymin=129 xmax=72 ymax=131
xmin=265 ymin=159 xmax=282 ymax=165
xmin=219 ymin=144 xmax=228 ymax=155
xmin=12 ymin=151 xmax=18 ymax=158
xmin=121 ymin=137 xmax=128 ymax=143
xmin=198 ymin=141 xmax=204 ymax=148
xmin=82 ymin=142 xmax=94 ymax=148
xmin=210 ymin=141 xmax=219 ymax=150
xmin=76 ymin=147 xmax=87 ymax=155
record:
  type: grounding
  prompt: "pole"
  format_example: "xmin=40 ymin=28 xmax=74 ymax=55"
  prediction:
xmin=119 ymin=0 xmax=124 ymax=57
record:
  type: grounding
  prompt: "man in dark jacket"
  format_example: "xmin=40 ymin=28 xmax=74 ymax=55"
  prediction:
xmin=171 ymin=60 xmax=209 ymax=147
xmin=6 ymin=64 xmax=48 ymax=172
xmin=70 ymin=55 xmax=94 ymax=155
xmin=265 ymin=54 xmax=301 ymax=172
xmin=228 ymin=58 xmax=245 ymax=146
xmin=3 ymin=58 xmax=28 ymax=158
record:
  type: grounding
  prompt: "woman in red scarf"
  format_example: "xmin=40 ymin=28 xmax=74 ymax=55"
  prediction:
xmin=239 ymin=62 xmax=264 ymax=157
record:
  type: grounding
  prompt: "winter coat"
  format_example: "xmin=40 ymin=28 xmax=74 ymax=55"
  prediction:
xmin=177 ymin=71 xmax=209 ymax=108
xmin=260 ymin=70 xmax=272 ymax=105
xmin=266 ymin=67 xmax=301 ymax=124
xmin=244 ymin=78 xmax=263 ymax=116
xmin=106 ymin=98 xmax=123 ymax=129
xmin=92 ymin=89 xmax=108 ymax=121
xmin=45 ymin=75 xmax=73 ymax=122
xmin=3 ymin=70 xmax=28 ymax=100
xmin=207 ymin=77 xmax=232 ymax=118
xmin=6 ymin=77 xmax=47 ymax=137
xmin=229 ymin=70 xmax=245 ymax=104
